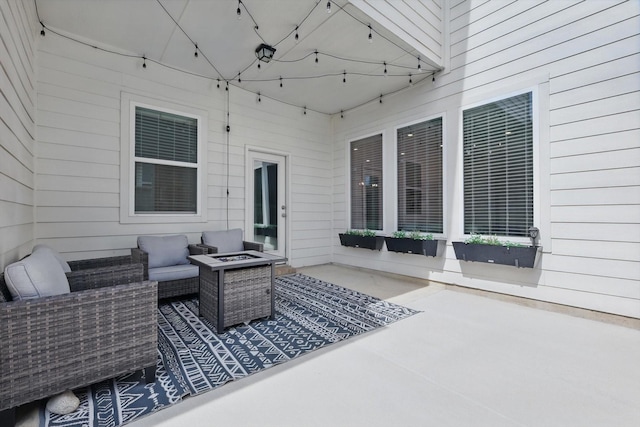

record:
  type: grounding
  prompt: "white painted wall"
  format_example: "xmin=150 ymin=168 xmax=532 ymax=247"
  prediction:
xmin=0 ymin=0 xmax=37 ymax=270
xmin=35 ymin=34 xmax=333 ymax=267
xmin=332 ymin=0 xmax=640 ymax=318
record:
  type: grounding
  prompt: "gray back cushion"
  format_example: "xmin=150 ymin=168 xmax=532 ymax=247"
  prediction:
xmin=4 ymin=249 xmax=71 ymax=300
xmin=202 ymin=229 xmax=244 ymax=253
xmin=32 ymin=244 xmax=72 ymax=273
xmin=137 ymin=235 xmax=190 ymax=268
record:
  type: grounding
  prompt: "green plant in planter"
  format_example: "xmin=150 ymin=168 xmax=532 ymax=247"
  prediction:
xmin=392 ymin=230 xmax=434 ymax=240
xmin=340 ymin=229 xmax=384 ymax=250
xmin=385 ymin=230 xmax=439 ymax=256
xmin=454 ymin=233 xmax=536 ymax=267
xmin=346 ymin=229 xmax=377 ymax=237
xmin=464 ymin=233 xmax=523 ymax=247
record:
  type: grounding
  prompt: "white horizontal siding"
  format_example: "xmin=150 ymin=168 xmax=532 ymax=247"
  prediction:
xmin=0 ymin=0 xmax=37 ymax=268
xmin=36 ymin=34 xmax=332 ymax=265
xmin=331 ymin=0 xmax=640 ymax=318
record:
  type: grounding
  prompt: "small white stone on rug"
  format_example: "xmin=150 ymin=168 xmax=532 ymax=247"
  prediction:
xmin=46 ymin=390 xmax=80 ymax=415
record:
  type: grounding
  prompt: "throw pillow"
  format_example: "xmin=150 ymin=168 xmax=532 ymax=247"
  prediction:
xmin=202 ymin=229 xmax=244 ymax=253
xmin=4 ymin=250 xmax=71 ymax=300
xmin=137 ymin=235 xmax=190 ymax=269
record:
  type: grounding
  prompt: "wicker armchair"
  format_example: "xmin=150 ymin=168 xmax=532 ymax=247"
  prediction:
xmin=132 ymin=236 xmax=209 ymax=300
xmin=0 ymin=263 xmax=158 ymax=427
xmin=199 ymin=229 xmax=264 ymax=254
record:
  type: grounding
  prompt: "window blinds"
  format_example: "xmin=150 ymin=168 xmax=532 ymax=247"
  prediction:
xmin=462 ymin=92 xmax=533 ymax=237
xmin=134 ymin=107 xmax=198 ymax=213
xmin=350 ymin=134 xmax=383 ymax=230
xmin=397 ymin=117 xmax=443 ymax=233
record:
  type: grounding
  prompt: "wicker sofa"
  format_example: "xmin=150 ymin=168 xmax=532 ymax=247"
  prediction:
xmin=0 ymin=249 xmax=158 ymax=427
xmin=132 ymin=234 xmax=209 ymax=300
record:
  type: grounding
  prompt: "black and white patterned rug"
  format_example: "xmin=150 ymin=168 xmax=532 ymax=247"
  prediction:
xmin=40 ymin=274 xmax=419 ymax=427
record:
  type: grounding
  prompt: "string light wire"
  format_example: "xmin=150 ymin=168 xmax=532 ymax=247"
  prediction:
xmin=34 ymin=0 xmax=440 ymax=115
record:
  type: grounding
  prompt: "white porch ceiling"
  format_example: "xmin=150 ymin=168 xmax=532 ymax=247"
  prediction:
xmin=36 ymin=0 xmax=442 ymax=115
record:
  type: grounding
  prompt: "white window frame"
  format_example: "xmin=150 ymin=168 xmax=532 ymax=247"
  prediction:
xmin=458 ymin=86 xmax=540 ymax=245
xmin=120 ymin=92 xmax=208 ymax=224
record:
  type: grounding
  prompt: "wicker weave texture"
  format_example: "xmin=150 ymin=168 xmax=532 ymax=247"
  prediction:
xmin=0 ymin=277 xmax=158 ymax=412
xmin=200 ymin=265 xmax=272 ymax=332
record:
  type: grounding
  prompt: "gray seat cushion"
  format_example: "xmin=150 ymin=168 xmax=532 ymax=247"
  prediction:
xmin=137 ymin=235 xmax=190 ymax=268
xmin=148 ymin=264 xmax=199 ymax=282
xmin=201 ymin=229 xmax=244 ymax=253
xmin=3 ymin=248 xmax=71 ymax=300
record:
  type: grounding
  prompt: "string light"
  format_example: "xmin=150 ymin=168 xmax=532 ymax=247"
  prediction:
xmin=432 ymin=73 xmax=435 ymax=82
xmin=368 ymin=25 xmax=372 ymax=43
xmin=194 ymin=43 xmax=198 ymax=58
xmin=379 ymin=94 xmax=383 ymax=104
xmin=418 ymin=57 xmax=422 ymax=72
xmin=142 ymin=55 xmax=147 ymax=68
xmin=40 ymin=22 xmax=45 ymax=37
xmin=280 ymin=76 xmax=283 ymax=88
xmin=383 ymin=61 xmax=387 ymax=76
xmin=409 ymin=74 xmax=413 ymax=85
xmin=326 ymin=1 xmax=331 ymax=13
xmin=217 ymin=79 xmax=220 ymax=88
xmin=238 ymin=73 xmax=241 ymax=83
xmin=257 ymin=92 xmax=261 ymax=103
xmin=303 ymin=106 xmax=307 ymax=115
xmin=315 ymin=50 xmax=319 ymax=65
xmin=340 ymin=110 xmax=344 ymax=118
xmin=237 ymin=0 xmax=242 ymax=19
xmin=343 ymin=71 xmax=346 ymax=83
xmin=226 ymin=81 xmax=229 ymax=91
xmin=295 ymin=26 xmax=299 ymax=43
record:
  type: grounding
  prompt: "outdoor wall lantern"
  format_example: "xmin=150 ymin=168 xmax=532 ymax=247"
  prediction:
xmin=255 ymin=43 xmax=276 ymax=62
xmin=528 ymin=227 xmax=540 ymax=247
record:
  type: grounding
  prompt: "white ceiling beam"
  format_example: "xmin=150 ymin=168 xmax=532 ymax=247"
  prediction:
xmin=349 ymin=0 xmax=444 ymax=70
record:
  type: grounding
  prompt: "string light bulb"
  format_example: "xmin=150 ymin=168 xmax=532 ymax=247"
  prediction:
xmin=326 ymin=1 xmax=331 ymax=13
xmin=432 ymin=73 xmax=435 ymax=83
xmin=194 ymin=43 xmax=198 ymax=58
xmin=341 ymin=110 xmax=344 ymax=119
xmin=409 ymin=74 xmax=413 ymax=85
xmin=142 ymin=56 xmax=147 ymax=68
xmin=295 ymin=26 xmax=299 ymax=43
xmin=417 ymin=57 xmax=422 ymax=72
xmin=40 ymin=22 xmax=45 ymax=37
xmin=368 ymin=25 xmax=372 ymax=43
xmin=226 ymin=81 xmax=229 ymax=91
xmin=379 ymin=94 xmax=383 ymax=104
xmin=383 ymin=61 xmax=387 ymax=76
xmin=343 ymin=71 xmax=346 ymax=83
xmin=217 ymin=79 xmax=220 ymax=89
xmin=237 ymin=0 xmax=241 ymax=19
xmin=238 ymin=73 xmax=241 ymax=83
xmin=257 ymin=92 xmax=261 ymax=103
xmin=315 ymin=50 xmax=319 ymax=65
xmin=280 ymin=76 xmax=283 ymax=88
xmin=303 ymin=106 xmax=307 ymax=115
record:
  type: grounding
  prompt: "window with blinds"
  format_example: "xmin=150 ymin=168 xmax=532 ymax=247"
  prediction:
xmin=397 ymin=117 xmax=443 ymax=233
xmin=462 ymin=92 xmax=533 ymax=237
xmin=134 ymin=107 xmax=198 ymax=213
xmin=350 ymin=134 xmax=383 ymax=230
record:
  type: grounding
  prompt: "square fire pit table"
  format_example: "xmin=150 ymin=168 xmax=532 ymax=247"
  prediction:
xmin=188 ymin=250 xmax=286 ymax=333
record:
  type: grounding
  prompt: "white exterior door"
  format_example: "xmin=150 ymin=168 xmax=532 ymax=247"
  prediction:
xmin=246 ymin=150 xmax=287 ymax=258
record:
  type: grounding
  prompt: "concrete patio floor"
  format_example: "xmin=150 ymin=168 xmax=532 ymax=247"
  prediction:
xmin=126 ymin=263 xmax=640 ymax=427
